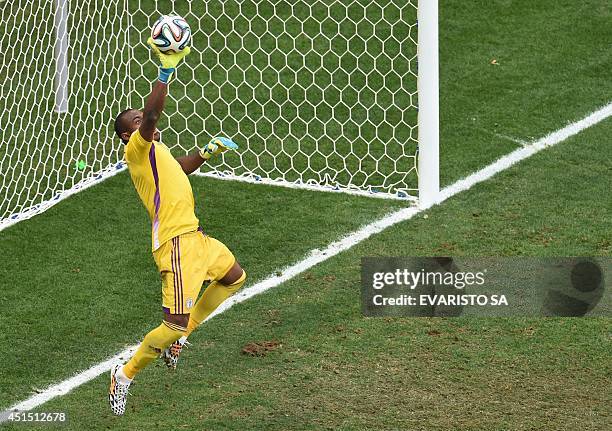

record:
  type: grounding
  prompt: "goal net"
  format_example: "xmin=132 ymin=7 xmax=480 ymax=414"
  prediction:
xmin=0 ymin=0 xmax=438 ymax=230
xmin=0 ymin=0 xmax=130 ymax=229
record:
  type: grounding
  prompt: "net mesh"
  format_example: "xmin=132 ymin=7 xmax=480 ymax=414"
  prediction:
xmin=129 ymin=0 xmax=419 ymax=197
xmin=0 ymin=0 xmax=419 ymax=228
xmin=0 ymin=0 xmax=130 ymax=226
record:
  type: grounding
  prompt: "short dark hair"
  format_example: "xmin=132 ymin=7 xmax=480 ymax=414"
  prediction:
xmin=114 ymin=108 xmax=134 ymax=143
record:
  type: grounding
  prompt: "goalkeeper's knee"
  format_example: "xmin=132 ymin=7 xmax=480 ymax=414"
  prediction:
xmin=219 ymin=261 xmax=246 ymax=287
xmin=225 ymin=269 xmax=246 ymax=292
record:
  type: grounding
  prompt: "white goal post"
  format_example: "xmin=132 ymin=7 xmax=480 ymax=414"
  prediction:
xmin=0 ymin=0 xmax=439 ymax=231
xmin=54 ymin=0 xmax=69 ymax=114
xmin=417 ymin=0 xmax=440 ymax=207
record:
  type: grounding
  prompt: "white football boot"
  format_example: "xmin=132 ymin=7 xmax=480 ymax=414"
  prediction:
xmin=161 ymin=338 xmax=191 ymax=370
xmin=108 ymin=364 xmax=131 ymax=416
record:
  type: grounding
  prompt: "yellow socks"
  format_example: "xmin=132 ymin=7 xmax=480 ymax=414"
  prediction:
xmin=123 ymin=321 xmax=185 ymax=379
xmin=185 ymin=271 xmax=246 ymax=337
xmin=122 ymin=272 xmax=246 ymax=379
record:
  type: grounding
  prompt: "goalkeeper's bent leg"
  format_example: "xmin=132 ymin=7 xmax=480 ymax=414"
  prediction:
xmin=123 ymin=321 xmax=186 ymax=379
xmin=184 ymin=270 xmax=246 ymax=337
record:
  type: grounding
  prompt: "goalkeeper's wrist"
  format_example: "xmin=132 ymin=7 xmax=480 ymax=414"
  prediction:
xmin=199 ymin=142 xmax=220 ymax=160
xmin=158 ymin=67 xmax=175 ymax=84
xmin=198 ymin=147 xmax=212 ymax=160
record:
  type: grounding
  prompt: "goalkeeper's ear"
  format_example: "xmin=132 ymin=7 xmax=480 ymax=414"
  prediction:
xmin=115 ymin=109 xmax=137 ymax=144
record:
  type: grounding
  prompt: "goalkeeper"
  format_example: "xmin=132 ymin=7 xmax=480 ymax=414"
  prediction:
xmin=108 ymin=40 xmax=246 ymax=416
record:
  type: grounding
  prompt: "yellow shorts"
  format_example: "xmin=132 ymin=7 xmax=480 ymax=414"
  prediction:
xmin=153 ymin=230 xmax=236 ymax=314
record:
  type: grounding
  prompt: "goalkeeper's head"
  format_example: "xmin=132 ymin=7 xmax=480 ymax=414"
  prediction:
xmin=114 ymin=109 xmax=161 ymax=144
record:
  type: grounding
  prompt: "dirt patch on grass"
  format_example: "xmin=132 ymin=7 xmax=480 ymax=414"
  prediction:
xmin=241 ymin=340 xmax=282 ymax=357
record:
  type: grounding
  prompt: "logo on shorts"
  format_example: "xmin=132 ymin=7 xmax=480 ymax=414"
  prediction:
xmin=186 ymin=298 xmax=194 ymax=309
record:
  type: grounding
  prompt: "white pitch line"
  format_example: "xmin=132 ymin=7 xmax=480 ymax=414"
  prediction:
xmin=0 ymin=162 xmax=127 ymax=233
xmin=472 ymin=126 xmax=528 ymax=146
xmin=2 ymin=101 xmax=611 ymax=419
xmin=193 ymin=170 xmax=419 ymax=202
xmin=440 ymin=102 xmax=612 ymax=203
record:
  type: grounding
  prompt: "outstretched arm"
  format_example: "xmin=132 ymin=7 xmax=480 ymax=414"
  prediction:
xmin=176 ymin=151 xmax=206 ymax=175
xmin=140 ymin=38 xmax=191 ymax=141
xmin=139 ymin=81 xmax=167 ymax=142
xmin=176 ymin=137 xmax=240 ymax=175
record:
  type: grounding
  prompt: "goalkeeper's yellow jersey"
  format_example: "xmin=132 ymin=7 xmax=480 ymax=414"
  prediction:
xmin=124 ymin=129 xmax=199 ymax=251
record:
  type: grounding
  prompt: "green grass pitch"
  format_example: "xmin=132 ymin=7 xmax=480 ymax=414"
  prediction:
xmin=1 ymin=0 xmax=611 ymax=430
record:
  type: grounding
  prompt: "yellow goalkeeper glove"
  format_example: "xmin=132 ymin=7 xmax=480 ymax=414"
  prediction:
xmin=199 ymin=137 xmax=239 ymax=160
xmin=147 ymin=37 xmax=191 ymax=83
